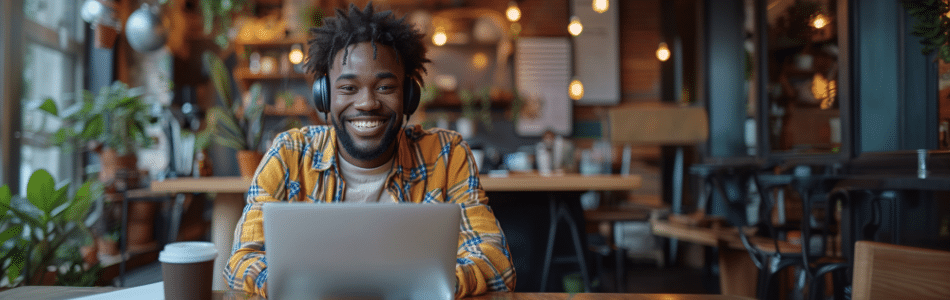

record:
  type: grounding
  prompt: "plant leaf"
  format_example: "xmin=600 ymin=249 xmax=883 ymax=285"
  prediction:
xmin=0 ymin=185 xmax=10 ymax=219
xmin=26 ymin=169 xmax=56 ymax=214
xmin=214 ymin=135 xmax=246 ymax=151
xmin=195 ymin=129 xmax=212 ymax=152
xmin=0 ymin=226 xmax=22 ymax=244
xmin=203 ymin=51 xmax=233 ymax=108
xmin=81 ymin=115 xmax=104 ymax=141
xmin=65 ymin=181 xmax=100 ymax=223
xmin=7 ymin=250 xmax=24 ymax=284
xmin=50 ymin=184 xmax=70 ymax=215
xmin=39 ymin=98 xmax=58 ymax=116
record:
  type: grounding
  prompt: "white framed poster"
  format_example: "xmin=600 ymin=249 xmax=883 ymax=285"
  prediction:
xmin=515 ymin=37 xmax=573 ymax=136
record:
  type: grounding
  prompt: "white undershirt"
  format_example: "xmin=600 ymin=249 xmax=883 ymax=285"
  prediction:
xmin=337 ymin=155 xmax=395 ymax=203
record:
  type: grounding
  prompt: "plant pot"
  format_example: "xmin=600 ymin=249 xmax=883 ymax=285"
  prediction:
xmin=99 ymin=148 xmax=139 ymax=192
xmin=94 ymin=23 xmax=118 ymax=49
xmin=97 ymin=237 xmax=120 ymax=256
xmin=236 ymin=150 xmax=265 ymax=178
xmin=80 ymin=244 xmax=99 ymax=266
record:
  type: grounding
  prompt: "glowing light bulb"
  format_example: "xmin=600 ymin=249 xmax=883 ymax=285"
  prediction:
xmin=472 ymin=52 xmax=488 ymax=70
xmin=506 ymin=2 xmax=521 ymax=22
xmin=568 ymin=16 xmax=583 ymax=36
xmin=592 ymin=0 xmax=609 ymax=13
xmin=433 ymin=28 xmax=447 ymax=46
xmin=656 ymin=42 xmax=670 ymax=62
xmin=569 ymin=78 xmax=584 ymax=100
xmin=811 ymin=13 xmax=829 ymax=29
xmin=288 ymin=44 xmax=304 ymax=65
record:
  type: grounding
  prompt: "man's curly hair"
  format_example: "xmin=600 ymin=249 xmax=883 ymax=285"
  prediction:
xmin=305 ymin=3 xmax=429 ymax=85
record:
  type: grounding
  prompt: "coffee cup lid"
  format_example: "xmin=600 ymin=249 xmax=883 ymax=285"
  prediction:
xmin=159 ymin=241 xmax=217 ymax=264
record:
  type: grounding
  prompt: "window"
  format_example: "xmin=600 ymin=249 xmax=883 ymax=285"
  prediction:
xmin=3 ymin=0 xmax=85 ymax=193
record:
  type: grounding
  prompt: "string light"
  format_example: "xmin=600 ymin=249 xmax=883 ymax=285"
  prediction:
xmin=592 ymin=0 xmax=609 ymax=13
xmin=432 ymin=27 xmax=447 ymax=46
xmin=656 ymin=42 xmax=670 ymax=62
xmin=568 ymin=16 xmax=583 ymax=36
xmin=569 ymin=78 xmax=584 ymax=100
xmin=288 ymin=44 xmax=304 ymax=65
xmin=506 ymin=1 xmax=521 ymax=22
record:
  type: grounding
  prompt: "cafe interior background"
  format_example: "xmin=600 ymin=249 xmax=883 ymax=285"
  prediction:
xmin=1 ymin=0 xmax=950 ymax=298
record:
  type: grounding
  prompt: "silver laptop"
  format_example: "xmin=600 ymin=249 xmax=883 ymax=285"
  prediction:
xmin=262 ymin=203 xmax=461 ymax=300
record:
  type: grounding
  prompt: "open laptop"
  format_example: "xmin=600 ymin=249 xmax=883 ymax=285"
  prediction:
xmin=262 ymin=203 xmax=461 ymax=300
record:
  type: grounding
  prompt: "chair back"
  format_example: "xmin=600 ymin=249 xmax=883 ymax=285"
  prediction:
xmin=852 ymin=241 xmax=950 ymax=300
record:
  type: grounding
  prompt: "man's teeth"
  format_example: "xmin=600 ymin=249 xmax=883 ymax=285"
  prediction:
xmin=350 ymin=120 xmax=384 ymax=129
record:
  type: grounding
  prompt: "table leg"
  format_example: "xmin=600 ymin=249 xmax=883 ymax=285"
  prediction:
xmin=211 ymin=192 xmax=245 ymax=290
xmin=539 ymin=195 xmax=591 ymax=293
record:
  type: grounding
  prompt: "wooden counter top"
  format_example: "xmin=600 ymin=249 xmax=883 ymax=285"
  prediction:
xmin=150 ymin=173 xmax=641 ymax=194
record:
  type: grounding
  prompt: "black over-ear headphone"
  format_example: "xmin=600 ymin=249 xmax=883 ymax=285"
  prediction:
xmin=312 ymin=75 xmax=421 ymax=116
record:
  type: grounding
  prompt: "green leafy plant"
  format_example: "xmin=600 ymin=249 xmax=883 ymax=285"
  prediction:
xmin=902 ymin=0 xmax=950 ymax=62
xmin=42 ymin=81 xmax=158 ymax=156
xmin=199 ymin=0 xmax=254 ymax=47
xmin=197 ymin=51 xmax=265 ymax=152
xmin=0 ymin=169 xmax=104 ymax=287
xmin=458 ymin=88 xmax=493 ymax=131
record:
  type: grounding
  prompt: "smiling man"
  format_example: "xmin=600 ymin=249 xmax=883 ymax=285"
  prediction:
xmin=224 ymin=3 xmax=516 ymax=298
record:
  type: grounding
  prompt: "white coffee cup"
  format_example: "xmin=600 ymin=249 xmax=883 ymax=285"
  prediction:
xmin=159 ymin=242 xmax=217 ymax=300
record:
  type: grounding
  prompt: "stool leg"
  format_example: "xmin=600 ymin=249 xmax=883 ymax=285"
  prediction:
xmin=615 ymin=247 xmax=626 ymax=293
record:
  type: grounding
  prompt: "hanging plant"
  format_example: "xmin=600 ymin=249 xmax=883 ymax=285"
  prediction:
xmin=902 ymin=0 xmax=950 ymax=62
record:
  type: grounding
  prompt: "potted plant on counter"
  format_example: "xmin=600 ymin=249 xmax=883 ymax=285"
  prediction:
xmin=198 ymin=51 xmax=266 ymax=178
xmin=0 ymin=169 xmax=104 ymax=287
xmin=457 ymin=88 xmax=493 ymax=139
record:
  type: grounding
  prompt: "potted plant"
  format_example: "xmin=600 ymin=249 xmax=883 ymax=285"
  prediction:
xmin=41 ymin=81 xmax=159 ymax=250
xmin=0 ymin=169 xmax=104 ymax=287
xmin=457 ymin=88 xmax=493 ymax=139
xmin=197 ymin=50 xmax=266 ymax=178
xmin=43 ymin=81 xmax=158 ymax=191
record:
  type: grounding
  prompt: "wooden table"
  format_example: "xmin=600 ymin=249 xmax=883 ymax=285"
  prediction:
xmin=149 ymin=174 xmax=642 ymax=290
xmin=0 ymin=286 xmax=753 ymax=300
xmin=650 ymin=219 xmax=801 ymax=297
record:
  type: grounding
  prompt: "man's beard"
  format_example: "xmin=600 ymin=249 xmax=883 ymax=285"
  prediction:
xmin=332 ymin=112 xmax=402 ymax=161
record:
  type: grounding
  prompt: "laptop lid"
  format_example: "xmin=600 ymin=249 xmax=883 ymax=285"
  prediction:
xmin=262 ymin=203 xmax=461 ymax=300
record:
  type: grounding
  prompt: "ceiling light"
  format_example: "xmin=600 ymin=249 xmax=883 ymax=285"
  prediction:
xmin=433 ymin=28 xmax=447 ymax=46
xmin=568 ymin=16 xmax=583 ymax=36
xmin=592 ymin=0 xmax=609 ymax=13
xmin=506 ymin=2 xmax=521 ymax=22
xmin=656 ymin=42 xmax=670 ymax=62
xmin=288 ymin=44 xmax=304 ymax=65
xmin=569 ymin=78 xmax=584 ymax=100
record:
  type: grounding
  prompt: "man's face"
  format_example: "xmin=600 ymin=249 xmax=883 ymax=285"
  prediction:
xmin=328 ymin=42 xmax=405 ymax=168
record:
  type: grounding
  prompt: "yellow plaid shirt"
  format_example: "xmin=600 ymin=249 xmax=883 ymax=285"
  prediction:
xmin=224 ymin=125 xmax=516 ymax=298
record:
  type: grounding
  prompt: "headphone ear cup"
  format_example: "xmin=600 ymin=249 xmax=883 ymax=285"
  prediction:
xmin=403 ymin=79 xmax=421 ymax=116
xmin=312 ymin=76 xmax=330 ymax=113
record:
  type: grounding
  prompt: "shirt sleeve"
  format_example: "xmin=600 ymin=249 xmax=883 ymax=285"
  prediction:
xmin=223 ymin=133 xmax=299 ymax=298
xmin=445 ymin=140 xmax=517 ymax=298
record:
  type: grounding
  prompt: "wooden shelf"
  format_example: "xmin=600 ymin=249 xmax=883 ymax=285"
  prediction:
xmin=234 ymin=68 xmax=308 ymax=81
xmin=234 ymin=37 xmax=307 ymax=48
xmin=424 ymin=90 xmax=514 ymax=109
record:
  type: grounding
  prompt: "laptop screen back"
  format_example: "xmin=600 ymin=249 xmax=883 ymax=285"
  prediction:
xmin=262 ymin=203 xmax=461 ymax=300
